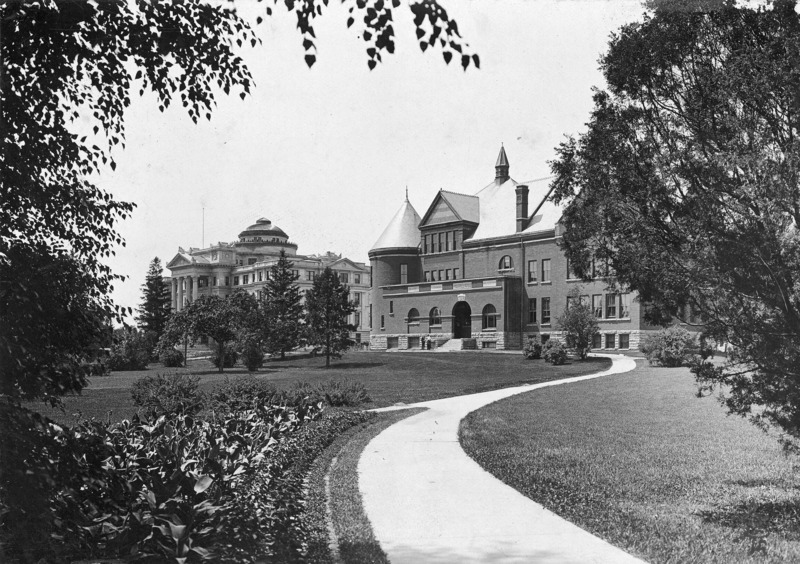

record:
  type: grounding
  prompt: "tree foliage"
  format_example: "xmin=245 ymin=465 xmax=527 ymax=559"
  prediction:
xmin=135 ymin=257 xmax=171 ymax=341
xmin=304 ymin=267 xmax=356 ymax=368
xmin=264 ymin=250 xmax=304 ymax=359
xmin=557 ymin=289 xmax=599 ymax=360
xmin=549 ymin=2 xmax=800 ymax=448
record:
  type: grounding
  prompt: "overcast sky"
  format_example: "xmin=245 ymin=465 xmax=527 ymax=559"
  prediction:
xmin=101 ymin=0 xmax=645 ymax=319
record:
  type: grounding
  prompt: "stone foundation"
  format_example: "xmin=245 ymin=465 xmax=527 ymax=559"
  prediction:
xmin=370 ymin=331 xmax=523 ymax=351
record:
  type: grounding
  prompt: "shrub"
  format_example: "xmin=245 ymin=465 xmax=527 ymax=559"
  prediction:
xmin=641 ymin=326 xmax=700 ymax=367
xmin=206 ymin=376 xmax=284 ymax=414
xmin=543 ymin=339 xmax=568 ymax=365
xmin=2 ymin=400 xmax=327 ymax=564
xmin=212 ymin=344 xmax=238 ymax=369
xmin=106 ymin=328 xmax=150 ymax=371
xmin=523 ymin=337 xmax=543 ymax=360
xmin=240 ymin=341 xmax=265 ymax=372
xmin=159 ymin=347 xmax=184 ymax=367
xmin=131 ymin=373 xmax=204 ymax=416
xmin=289 ymin=379 xmax=370 ymax=407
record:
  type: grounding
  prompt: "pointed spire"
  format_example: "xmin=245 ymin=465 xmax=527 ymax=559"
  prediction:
xmin=370 ymin=195 xmax=422 ymax=253
xmin=495 ymin=144 xmax=509 ymax=182
xmin=405 ymin=186 xmax=409 ymax=201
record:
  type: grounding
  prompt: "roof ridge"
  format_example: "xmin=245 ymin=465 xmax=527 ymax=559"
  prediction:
xmin=519 ymin=175 xmax=556 ymax=184
xmin=440 ymin=189 xmax=479 ymax=198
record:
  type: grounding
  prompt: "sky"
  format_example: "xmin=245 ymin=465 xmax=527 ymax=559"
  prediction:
xmin=100 ymin=0 xmax=646 ymax=319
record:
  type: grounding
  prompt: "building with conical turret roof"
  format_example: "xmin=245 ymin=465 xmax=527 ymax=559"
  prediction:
xmin=166 ymin=218 xmax=372 ymax=344
xmin=368 ymin=147 xmax=657 ymax=351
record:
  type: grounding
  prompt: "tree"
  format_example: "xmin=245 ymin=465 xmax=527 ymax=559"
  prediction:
xmin=180 ymin=292 xmax=259 ymax=373
xmin=136 ymin=258 xmax=171 ymax=344
xmin=304 ymin=267 xmax=356 ymax=368
xmin=1 ymin=0 xmax=473 ymax=404
xmin=263 ymin=250 xmax=304 ymax=359
xmin=549 ymin=3 xmax=800 ymax=449
xmin=557 ymin=288 xmax=599 ymax=360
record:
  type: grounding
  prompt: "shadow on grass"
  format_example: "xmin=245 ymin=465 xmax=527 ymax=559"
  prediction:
xmin=309 ymin=362 xmax=386 ymax=370
xmin=699 ymin=499 xmax=800 ymax=544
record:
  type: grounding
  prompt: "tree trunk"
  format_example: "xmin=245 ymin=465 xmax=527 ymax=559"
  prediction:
xmin=218 ymin=340 xmax=225 ymax=373
xmin=325 ymin=334 xmax=330 ymax=368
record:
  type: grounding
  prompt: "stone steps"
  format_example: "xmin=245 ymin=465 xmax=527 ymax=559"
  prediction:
xmin=435 ymin=338 xmax=478 ymax=351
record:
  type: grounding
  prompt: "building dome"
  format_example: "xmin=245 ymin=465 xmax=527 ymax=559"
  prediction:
xmin=238 ymin=218 xmax=289 ymax=242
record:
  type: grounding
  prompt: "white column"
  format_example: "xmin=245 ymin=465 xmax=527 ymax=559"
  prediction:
xmin=171 ymin=278 xmax=177 ymax=311
xmin=192 ymin=276 xmax=199 ymax=302
xmin=177 ymin=277 xmax=184 ymax=311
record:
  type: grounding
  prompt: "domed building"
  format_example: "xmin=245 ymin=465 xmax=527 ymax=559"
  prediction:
xmin=166 ymin=218 xmax=371 ymax=344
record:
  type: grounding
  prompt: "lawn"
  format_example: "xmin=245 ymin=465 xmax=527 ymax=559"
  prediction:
xmin=460 ymin=362 xmax=800 ymax=564
xmin=29 ymin=351 xmax=611 ymax=425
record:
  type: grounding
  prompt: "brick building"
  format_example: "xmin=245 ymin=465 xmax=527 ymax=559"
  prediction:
xmin=368 ymin=147 xmax=657 ymax=351
xmin=166 ymin=218 xmax=371 ymax=344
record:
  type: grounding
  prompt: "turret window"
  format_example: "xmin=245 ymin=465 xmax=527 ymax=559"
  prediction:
xmin=400 ymin=264 xmax=408 ymax=284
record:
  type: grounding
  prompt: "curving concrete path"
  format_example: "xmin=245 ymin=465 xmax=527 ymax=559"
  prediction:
xmin=358 ymin=354 xmax=646 ymax=564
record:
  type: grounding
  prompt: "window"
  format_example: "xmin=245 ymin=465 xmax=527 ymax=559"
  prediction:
xmin=445 ymin=232 xmax=450 ymax=251
xmin=528 ymin=298 xmax=537 ymax=323
xmin=592 ymin=294 xmax=603 ymax=318
xmin=407 ymin=308 xmax=420 ymax=322
xmin=234 ymin=276 xmax=239 ymax=286
xmin=381 ymin=315 xmax=385 ymax=329
xmin=355 ymin=274 xmax=361 ymax=284
xmin=498 ymin=255 xmax=513 ymax=270
xmin=605 ymin=333 xmax=616 ymax=349
xmin=566 ymin=296 xmax=579 ymax=310
xmin=354 ymin=312 xmax=361 ymax=328
xmin=591 ymin=259 xmax=598 ymax=278
xmin=258 ymin=271 xmax=263 ymax=282
xmin=527 ymin=260 xmax=537 ymax=283
xmin=354 ymin=292 xmax=361 ymax=306
xmin=592 ymin=333 xmax=602 ymax=349
xmin=243 ymin=275 xmax=249 ymax=284
xmin=211 ymin=252 xmax=218 ymax=260
xmin=619 ymin=333 xmax=630 ymax=349
xmin=339 ymin=273 xmax=349 ymax=283
xmin=445 ymin=269 xmax=451 ymax=280
xmin=265 ymin=271 xmax=271 ymax=280
xmin=430 ymin=234 xmax=436 ymax=254
xmin=620 ymin=293 xmax=631 ymax=318
xmin=567 ymin=258 xmax=577 ymax=279
xmin=541 ymin=259 xmax=551 ymax=282
xmin=429 ymin=307 xmax=442 ymax=326
xmin=306 ymin=270 xmax=313 ymax=281
xmin=482 ymin=304 xmax=497 ymax=329
xmin=453 ymin=230 xmax=459 ymax=250
xmin=606 ymin=294 xmax=617 ymax=318
xmin=400 ymin=264 xmax=408 ymax=284
xmin=248 ymin=258 xmax=257 ymax=265
xmin=453 ymin=268 xmax=460 ymax=279
xmin=292 ymin=269 xmax=299 ymax=278
xmin=581 ymin=295 xmax=590 ymax=306
xmin=438 ymin=270 xmax=443 ymax=281
xmin=224 ymin=276 xmax=229 ymax=286
xmin=541 ymin=297 xmax=551 ymax=324
xmin=389 ymin=300 xmax=394 ymax=314
xmin=424 ymin=271 xmax=431 ymax=282
xmin=423 ymin=235 xmax=428 ymax=254
xmin=369 ymin=304 xmax=373 ymax=328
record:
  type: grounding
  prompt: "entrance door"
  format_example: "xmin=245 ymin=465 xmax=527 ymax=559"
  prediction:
xmin=452 ymin=302 xmax=472 ymax=339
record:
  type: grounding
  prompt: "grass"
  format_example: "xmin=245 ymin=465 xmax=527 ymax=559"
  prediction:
xmin=29 ymin=352 xmax=610 ymax=425
xmin=303 ymin=408 xmax=425 ymax=563
xmin=459 ymin=362 xmax=800 ymax=564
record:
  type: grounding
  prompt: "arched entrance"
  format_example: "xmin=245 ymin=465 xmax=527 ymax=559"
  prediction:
xmin=452 ymin=301 xmax=472 ymax=339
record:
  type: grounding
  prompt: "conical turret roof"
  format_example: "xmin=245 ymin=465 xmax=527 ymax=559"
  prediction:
xmin=370 ymin=195 xmax=421 ymax=252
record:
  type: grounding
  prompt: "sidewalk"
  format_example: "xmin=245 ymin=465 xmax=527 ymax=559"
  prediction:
xmin=358 ymin=355 xmax=647 ymax=564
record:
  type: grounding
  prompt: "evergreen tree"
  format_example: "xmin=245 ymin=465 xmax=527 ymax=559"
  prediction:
xmin=304 ymin=267 xmax=356 ymax=368
xmin=136 ymin=258 xmax=171 ymax=341
xmin=263 ymin=250 xmax=304 ymax=359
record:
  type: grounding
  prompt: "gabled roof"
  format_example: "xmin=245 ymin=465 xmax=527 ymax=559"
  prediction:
xmin=326 ymin=257 xmax=367 ymax=271
xmin=419 ymin=189 xmax=479 ymax=227
xmin=370 ymin=196 xmax=422 ymax=252
xmin=468 ymin=176 xmax=558 ymax=242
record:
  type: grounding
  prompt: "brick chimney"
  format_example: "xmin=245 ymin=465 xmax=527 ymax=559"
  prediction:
xmin=516 ymin=184 xmax=529 ymax=232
